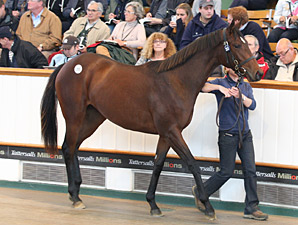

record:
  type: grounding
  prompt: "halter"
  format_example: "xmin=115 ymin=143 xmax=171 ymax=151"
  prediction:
xmin=222 ymin=28 xmax=255 ymax=82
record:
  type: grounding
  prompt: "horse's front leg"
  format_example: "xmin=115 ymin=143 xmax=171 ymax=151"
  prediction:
xmin=62 ymin=141 xmax=85 ymax=209
xmin=146 ymin=137 xmax=170 ymax=217
xmin=168 ymin=128 xmax=216 ymax=220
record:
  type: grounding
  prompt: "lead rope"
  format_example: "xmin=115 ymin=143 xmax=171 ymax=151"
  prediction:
xmin=216 ymin=77 xmax=246 ymax=149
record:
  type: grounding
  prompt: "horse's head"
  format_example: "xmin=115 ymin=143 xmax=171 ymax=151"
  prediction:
xmin=220 ymin=21 xmax=262 ymax=82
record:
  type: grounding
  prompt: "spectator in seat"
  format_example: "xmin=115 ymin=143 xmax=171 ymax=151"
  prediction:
xmin=62 ymin=0 xmax=108 ymax=33
xmin=192 ymin=0 xmax=221 ymax=17
xmin=5 ymin=0 xmax=27 ymax=19
xmin=0 ymin=26 xmax=48 ymax=68
xmin=227 ymin=6 xmax=274 ymax=60
xmin=265 ymin=38 xmax=298 ymax=81
xmin=94 ymin=1 xmax=146 ymax=61
xmin=244 ymin=34 xmax=269 ymax=78
xmin=16 ymin=0 xmax=62 ymax=59
xmin=268 ymin=0 xmax=298 ymax=43
xmin=104 ymin=0 xmax=143 ymax=32
xmin=229 ymin=0 xmax=270 ymax=10
xmin=135 ymin=32 xmax=176 ymax=65
xmin=144 ymin=0 xmax=189 ymax=37
xmin=64 ymin=1 xmax=110 ymax=53
xmin=180 ymin=0 xmax=227 ymax=49
xmin=163 ymin=3 xmax=193 ymax=50
xmin=0 ymin=0 xmax=19 ymax=31
xmin=49 ymin=35 xmax=80 ymax=67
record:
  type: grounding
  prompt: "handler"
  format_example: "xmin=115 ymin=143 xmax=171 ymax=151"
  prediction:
xmin=192 ymin=68 xmax=268 ymax=221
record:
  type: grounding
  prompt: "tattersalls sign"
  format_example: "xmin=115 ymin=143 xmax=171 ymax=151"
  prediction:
xmin=0 ymin=144 xmax=298 ymax=185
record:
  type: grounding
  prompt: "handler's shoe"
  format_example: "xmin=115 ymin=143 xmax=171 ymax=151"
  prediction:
xmin=243 ymin=210 xmax=268 ymax=221
xmin=192 ymin=185 xmax=206 ymax=213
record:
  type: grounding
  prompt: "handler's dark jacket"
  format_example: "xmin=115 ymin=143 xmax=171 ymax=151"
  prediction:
xmin=0 ymin=8 xmax=19 ymax=31
xmin=265 ymin=55 xmax=298 ymax=81
xmin=180 ymin=11 xmax=227 ymax=49
xmin=0 ymin=35 xmax=48 ymax=68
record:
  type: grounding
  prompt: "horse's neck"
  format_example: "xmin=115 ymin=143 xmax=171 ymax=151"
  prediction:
xmin=173 ymin=47 xmax=221 ymax=97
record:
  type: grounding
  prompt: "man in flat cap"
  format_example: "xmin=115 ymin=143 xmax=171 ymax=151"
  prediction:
xmin=0 ymin=26 xmax=48 ymax=68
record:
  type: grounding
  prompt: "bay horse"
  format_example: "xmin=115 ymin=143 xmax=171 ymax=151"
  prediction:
xmin=41 ymin=22 xmax=262 ymax=220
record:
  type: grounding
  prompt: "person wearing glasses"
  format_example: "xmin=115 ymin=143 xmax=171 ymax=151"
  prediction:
xmin=16 ymin=0 xmax=62 ymax=59
xmin=135 ymin=32 xmax=176 ymax=65
xmin=163 ymin=3 xmax=193 ymax=50
xmin=63 ymin=1 xmax=110 ymax=53
xmin=265 ymin=38 xmax=298 ymax=81
xmin=94 ymin=1 xmax=146 ymax=61
xmin=104 ymin=0 xmax=143 ymax=32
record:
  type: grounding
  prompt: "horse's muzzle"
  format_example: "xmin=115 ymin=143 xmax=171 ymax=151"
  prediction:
xmin=255 ymin=70 xmax=263 ymax=81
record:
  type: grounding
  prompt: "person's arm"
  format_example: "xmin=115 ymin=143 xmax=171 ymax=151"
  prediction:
xmin=202 ymin=83 xmax=230 ymax=97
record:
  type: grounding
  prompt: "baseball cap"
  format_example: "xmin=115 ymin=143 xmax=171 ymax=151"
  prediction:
xmin=0 ymin=26 xmax=12 ymax=39
xmin=62 ymin=36 xmax=79 ymax=50
xmin=199 ymin=0 xmax=214 ymax=8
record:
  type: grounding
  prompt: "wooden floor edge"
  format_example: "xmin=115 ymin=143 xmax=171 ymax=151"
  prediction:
xmin=1 ymin=142 xmax=298 ymax=170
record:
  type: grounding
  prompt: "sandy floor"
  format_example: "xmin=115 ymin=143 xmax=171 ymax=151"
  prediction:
xmin=0 ymin=187 xmax=297 ymax=225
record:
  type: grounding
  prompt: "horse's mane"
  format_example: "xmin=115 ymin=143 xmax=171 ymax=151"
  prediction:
xmin=157 ymin=28 xmax=224 ymax=73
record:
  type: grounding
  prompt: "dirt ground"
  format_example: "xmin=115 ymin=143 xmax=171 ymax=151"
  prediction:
xmin=0 ymin=187 xmax=297 ymax=225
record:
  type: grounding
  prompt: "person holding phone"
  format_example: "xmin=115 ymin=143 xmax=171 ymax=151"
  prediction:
xmin=163 ymin=3 xmax=193 ymax=50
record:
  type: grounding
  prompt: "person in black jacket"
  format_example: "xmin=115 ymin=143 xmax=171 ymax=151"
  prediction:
xmin=0 ymin=26 xmax=48 ymax=68
xmin=0 ymin=0 xmax=19 ymax=31
xmin=229 ymin=0 xmax=270 ymax=10
xmin=163 ymin=3 xmax=193 ymax=50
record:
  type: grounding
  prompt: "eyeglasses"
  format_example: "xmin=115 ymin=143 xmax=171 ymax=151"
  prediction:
xmin=124 ymin=10 xmax=135 ymax=15
xmin=276 ymin=48 xmax=290 ymax=57
xmin=153 ymin=40 xmax=167 ymax=44
xmin=87 ymin=9 xmax=99 ymax=13
xmin=176 ymin=13 xmax=186 ymax=16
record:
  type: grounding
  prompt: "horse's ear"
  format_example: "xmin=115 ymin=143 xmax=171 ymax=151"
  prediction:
xmin=227 ymin=19 xmax=235 ymax=34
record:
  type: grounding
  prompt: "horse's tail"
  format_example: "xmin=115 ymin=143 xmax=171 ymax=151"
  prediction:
xmin=40 ymin=64 xmax=64 ymax=154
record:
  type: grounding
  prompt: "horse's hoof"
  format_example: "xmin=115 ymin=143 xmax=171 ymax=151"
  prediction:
xmin=150 ymin=209 xmax=164 ymax=217
xmin=192 ymin=186 xmax=206 ymax=213
xmin=205 ymin=211 xmax=217 ymax=221
xmin=73 ymin=201 xmax=86 ymax=209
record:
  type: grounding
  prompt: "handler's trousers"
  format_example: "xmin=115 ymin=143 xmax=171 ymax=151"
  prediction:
xmin=204 ymin=130 xmax=260 ymax=214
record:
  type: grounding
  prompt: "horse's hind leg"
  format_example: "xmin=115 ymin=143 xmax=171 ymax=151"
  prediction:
xmin=63 ymin=105 xmax=106 ymax=208
xmin=146 ymin=137 xmax=170 ymax=217
xmin=167 ymin=128 xmax=216 ymax=220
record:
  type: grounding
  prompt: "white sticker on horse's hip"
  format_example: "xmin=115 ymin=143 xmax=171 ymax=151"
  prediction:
xmin=74 ymin=64 xmax=83 ymax=74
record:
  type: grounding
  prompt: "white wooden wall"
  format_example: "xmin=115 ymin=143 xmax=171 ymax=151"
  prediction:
xmin=0 ymin=75 xmax=297 ymax=166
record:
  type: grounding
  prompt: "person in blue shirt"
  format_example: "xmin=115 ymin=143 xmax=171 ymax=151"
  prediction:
xmin=180 ymin=0 xmax=227 ymax=49
xmin=192 ymin=68 xmax=269 ymax=221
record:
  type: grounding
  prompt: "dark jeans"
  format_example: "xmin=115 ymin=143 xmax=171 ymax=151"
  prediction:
xmin=204 ymin=130 xmax=259 ymax=214
xmin=268 ymin=28 xmax=298 ymax=42
xmin=230 ymin=0 xmax=268 ymax=10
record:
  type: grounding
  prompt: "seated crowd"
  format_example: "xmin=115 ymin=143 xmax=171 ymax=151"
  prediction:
xmin=0 ymin=0 xmax=298 ymax=81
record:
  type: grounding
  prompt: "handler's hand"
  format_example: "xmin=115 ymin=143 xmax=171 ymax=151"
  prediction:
xmin=229 ymin=87 xmax=240 ymax=98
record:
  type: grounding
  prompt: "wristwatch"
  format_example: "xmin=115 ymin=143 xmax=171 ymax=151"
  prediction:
xmin=243 ymin=95 xmax=247 ymax=101
xmin=39 ymin=44 xmax=43 ymax=50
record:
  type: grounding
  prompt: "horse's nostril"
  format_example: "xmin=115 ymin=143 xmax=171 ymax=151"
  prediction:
xmin=256 ymin=71 xmax=263 ymax=81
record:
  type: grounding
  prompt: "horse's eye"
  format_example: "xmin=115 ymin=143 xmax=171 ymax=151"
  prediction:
xmin=234 ymin=44 xmax=241 ymax=48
